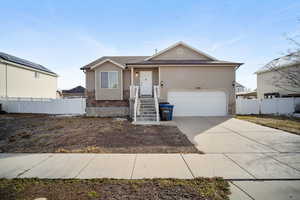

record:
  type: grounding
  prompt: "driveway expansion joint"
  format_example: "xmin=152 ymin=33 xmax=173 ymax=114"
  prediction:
xmin=220 ymin=125 xmax=280 ymax=153
xmin=223 ymin=153 xmax=257 ymax=179
xmin=230 ymin=181 xmax=255 ymax=200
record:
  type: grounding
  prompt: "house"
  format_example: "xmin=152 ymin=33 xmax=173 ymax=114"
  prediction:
xmin=0 ymin=52 xmax=58 ymax=98
xmin=235 ymin=82 xmax=246 ymax=93
xmin=256 ymin=52 xmax=300 ymax=99
xmin=81 ymin=42 xmax=242 ymax=122
xmin=236 ymin=91 xmax=257 ymax=99
xmin=61 ymin=86 xmax=85 ymax=98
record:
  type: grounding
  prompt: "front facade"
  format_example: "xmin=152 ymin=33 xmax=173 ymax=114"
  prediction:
xmin=81 ymin=42 xmax=242 ymax=120
xmin=256 ymin=52 xmax=300 ymax=99
xmin=0 ymin=52 xmax=58 ymax=99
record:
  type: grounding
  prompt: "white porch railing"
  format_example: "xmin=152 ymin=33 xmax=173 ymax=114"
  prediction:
xmin=154 ymin=85 xmax=160 ymax=122
xmin=131 ymin=85 xmax=140 ymax=122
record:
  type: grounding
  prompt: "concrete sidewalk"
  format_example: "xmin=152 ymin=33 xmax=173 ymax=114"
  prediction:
xmin=1 ymin=153 xmax=300 ymax=199
xmin=1 ymin=153 xmax=300 ymax=180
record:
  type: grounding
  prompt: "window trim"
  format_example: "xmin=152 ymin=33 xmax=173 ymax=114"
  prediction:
xmin=100 ymin=71 xmax=119 ymax=89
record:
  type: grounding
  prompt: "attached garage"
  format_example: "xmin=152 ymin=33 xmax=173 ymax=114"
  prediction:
xmin=168 ymin=90 xmax=227 ymax=116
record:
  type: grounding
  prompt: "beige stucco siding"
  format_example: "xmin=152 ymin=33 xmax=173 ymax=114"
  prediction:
xmin=152 ymin=44 xmax=211 ymax=60
xmin=0 ymin=63 xmax=6 ymax=97
xmin=85 ymin=70 xmax=95 ymax=92
xmin=257 ymin=65 xmax=300 ymax=99
xmin=0 ymin=62 xmax=57 ymax=98
xmin=94 ymin=62 xmax=123 ymax=100
xmin=159 ymin=66 xmax=236 ymax=114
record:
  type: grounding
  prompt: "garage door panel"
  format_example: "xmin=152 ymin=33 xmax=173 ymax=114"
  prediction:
xmin=168 ymin=91 xmax=227 ymax=116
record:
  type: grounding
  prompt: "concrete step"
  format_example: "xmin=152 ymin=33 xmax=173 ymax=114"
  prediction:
xmin=138 ymin=114 xmax=156 ymax=118
xmin=140 ymin=111 xmax=156 ymax=115
xmin=137 ymin=117 xmax=157 ymax=121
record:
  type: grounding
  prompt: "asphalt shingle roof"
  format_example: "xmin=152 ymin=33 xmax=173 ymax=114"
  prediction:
xmin=81 ymin=56 xmax=149 ymax=69
xmin=0 ymin=52 xmax=57 ymax=75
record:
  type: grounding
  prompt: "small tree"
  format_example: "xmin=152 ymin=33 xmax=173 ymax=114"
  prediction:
xmin=264 ymin=35 xmax=300 ymax=93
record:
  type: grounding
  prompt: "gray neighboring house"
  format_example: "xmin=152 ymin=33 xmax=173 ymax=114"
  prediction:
xmin=81 ymin=42 xmax=242 ymax=122
xmin=256 ymin=52 xmax=300 ymax=99
xmin=235 ymin=82 xmax=246 ymax=93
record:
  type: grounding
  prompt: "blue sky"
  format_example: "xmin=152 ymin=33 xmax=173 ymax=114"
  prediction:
xmin=1 ymin=0 xmax=299 ymax=90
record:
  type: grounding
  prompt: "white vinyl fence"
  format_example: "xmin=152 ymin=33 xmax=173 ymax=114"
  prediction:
xmin=0 ymin=97 xmax=86 ymax=115
xmin=236 ymin=97 xmax=300 ymax=115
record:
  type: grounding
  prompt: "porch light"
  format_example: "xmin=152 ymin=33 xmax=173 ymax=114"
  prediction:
xmin=135 ymin=71 xmax=139 ymax=77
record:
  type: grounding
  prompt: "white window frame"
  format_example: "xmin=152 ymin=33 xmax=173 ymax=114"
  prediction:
xmin=100 ymin=71 xmax=119 ymax=89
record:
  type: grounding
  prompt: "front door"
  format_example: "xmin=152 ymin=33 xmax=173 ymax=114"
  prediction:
xmin=140 ymin=71 xmax=152 ymax=96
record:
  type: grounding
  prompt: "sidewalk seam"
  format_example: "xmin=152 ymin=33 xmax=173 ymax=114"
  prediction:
xmin=130 ymin=154 xmax=137 ymax=179
xmin=230 ymin=181 xmax=255 ymax=200
xmin=17 ymin=154 xmax=53 ymax=178
xmin=223 ymin=153 xmax=257 ymax=179
xmin=74 ymin=154 xmax=96 ymax=178
xmin=180 ymin=154 xmax=195 ymax=178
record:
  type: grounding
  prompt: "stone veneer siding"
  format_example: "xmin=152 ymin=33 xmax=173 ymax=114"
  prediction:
xmin=86 ymin=91 xmax=129 ymax=117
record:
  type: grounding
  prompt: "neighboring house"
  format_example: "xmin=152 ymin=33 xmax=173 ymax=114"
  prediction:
xmin=81 ymin=42 xmax=242 ymax=121
xmin=0 ymin=52 xmax=58 ymax=98
xmin=236 ymin=91 xmax=257 ymax=99
xmin=62 ymin=86 xmax=85 ymax=98
xmin=235 ymin=82 xmax=246 ymax=93
xmin=256 ymin=52 xmax=300 ymax=99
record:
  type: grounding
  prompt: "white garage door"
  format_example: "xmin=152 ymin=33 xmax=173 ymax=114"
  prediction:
xmin=168 ymin=90 xmax=227 ymax=116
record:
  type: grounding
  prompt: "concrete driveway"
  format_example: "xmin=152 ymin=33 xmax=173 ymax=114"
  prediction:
xmin=174 ymin=117 xmax=300 ymax=200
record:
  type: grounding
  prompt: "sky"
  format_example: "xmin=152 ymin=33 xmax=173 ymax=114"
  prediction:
xmin=0 ymin=0 xmax=299 ymax=90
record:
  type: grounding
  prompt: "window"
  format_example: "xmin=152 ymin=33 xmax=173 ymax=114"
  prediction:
xmin=34 ymin=72 xmax=40 ymax=79
xmin=100 ymin=71 xmax=118 ymax=88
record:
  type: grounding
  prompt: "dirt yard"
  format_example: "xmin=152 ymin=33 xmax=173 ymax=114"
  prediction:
xmin=236 ymin=115 xmax=300 ymax=135
xmin=0 ymin=178 xmax=230 ymax=200
xmin=0 ymin=114 xmax=200 ymax=153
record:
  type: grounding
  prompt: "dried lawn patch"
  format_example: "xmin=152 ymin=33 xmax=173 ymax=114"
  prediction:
xmin=0 ymin=178 xmax=230 ymax=200
xmin=236 ymin=115 xmax=300 ymax=135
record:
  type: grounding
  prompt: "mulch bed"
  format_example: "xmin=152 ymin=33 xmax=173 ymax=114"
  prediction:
xmin=0 ymin=114 xmax=201 ymax=153
xmin=0 ymin=178 xmax=230 ymax=200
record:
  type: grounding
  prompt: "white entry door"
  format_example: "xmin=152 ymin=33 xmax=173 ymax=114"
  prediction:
xmin=140 ymin=71 xmax=152 ymax=96
xmin=168 ymin=90 xmax=227 ymax=116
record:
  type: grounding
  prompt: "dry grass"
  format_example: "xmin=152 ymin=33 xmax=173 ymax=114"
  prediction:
xmin=0 ymin=114 xmax=200 ymax=154
xmin=0 ymin=178 xmax=230 ymax=200
xmin=236 ymin=115 xmax=300 ymax=135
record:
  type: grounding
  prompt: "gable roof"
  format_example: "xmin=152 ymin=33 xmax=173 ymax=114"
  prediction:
xmin=90 ymin=58 xmax=126 ymax=69
xmin=256 ymin=51 xmax=300 ymax=74
xmin=81 ymin=56 xmax=148 ymax=70
xmin=81 ymin=42 xmax=242 ymax=70
xmin=0 ymin=52 xmax=57 ymax=76
xmin=144 ymin=41 xmax=217 ymax=61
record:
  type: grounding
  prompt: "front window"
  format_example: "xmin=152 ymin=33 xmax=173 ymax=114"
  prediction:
xmin=101 ymin=71 xmax=118 ymax=88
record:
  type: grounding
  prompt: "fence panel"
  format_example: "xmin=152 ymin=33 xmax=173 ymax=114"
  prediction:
xmin=0 ymin=98 xmax=86 ymax=115
xmin=236 ymin=99 xmax=259 ymax=114
xmin=236 ymin=97 xmax=298 ymax=115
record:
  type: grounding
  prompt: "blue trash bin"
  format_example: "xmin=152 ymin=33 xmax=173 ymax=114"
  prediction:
xmin=159 ymin=104 xmax=174 ymax=121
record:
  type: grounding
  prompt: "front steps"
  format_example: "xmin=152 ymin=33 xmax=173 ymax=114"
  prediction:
xmin=135 ymin=96 xmax=158 ymax=123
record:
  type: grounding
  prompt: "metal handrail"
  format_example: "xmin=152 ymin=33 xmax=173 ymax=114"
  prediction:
xmin=154 ymin=85 xmax=160 ymax=122
xmin=133 ymin=86 xmax=139 ymax=122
